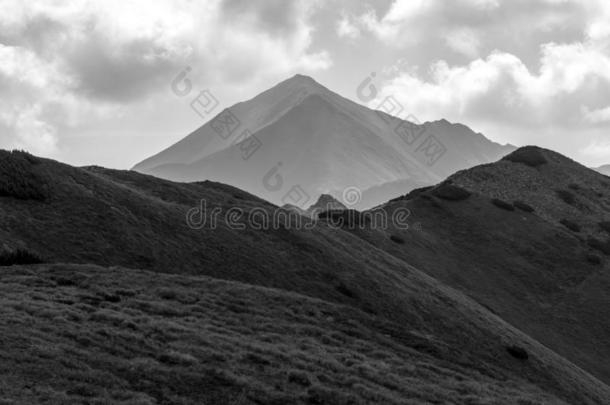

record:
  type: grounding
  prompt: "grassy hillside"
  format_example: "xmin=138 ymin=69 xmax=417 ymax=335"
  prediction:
xmin=0 ymin=263 xmax=603 ymax=404
xmin=0 ymin=149 xmax=608 ymax=403
xmin=353 ymin=147 xmax=610 ymax=384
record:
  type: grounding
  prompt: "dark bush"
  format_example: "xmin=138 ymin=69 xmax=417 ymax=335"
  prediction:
xmin=335 ymin=283 xmax=356 ymax=299
xmin=99 ymin=292 xmax=121 ymax=303
xmin=599 ymin=221 xmax=610 ymax=234
xmin=288 ymin=370 xmax=312 ymax=387
xmin=491 ymin=198 xmax=514 ymax=211
xmin=157 ymin=287 xmax=179 ymax=300
xmin=559 ymin=219 xmax=581 ymax=232
xmin=586 ymin=254 xmax=602 ymax=265
xmin=506 ymin=345 xmax=528 ymax=360
xmin=0 ymin=248 xmax=43 ymax=266
xmin=54 ymin=277 xmax=76 ymax=287
xmin=587 ymin=237 xmax=610 ymax=255
xmin=568 ymin=183 xmax=580 ymax=191
xmin=0 ymin=150 xmax=48 ymax=200
xmin=390 ymin=234 xmax=405 ymax=244
xmin=503 ymin=147 xmax=547 ymax=167
xmin=66 ymin=384 xmax=97 ymax=398
xmin=244 ymin=353 xmax=270 ymax=366
xmin=431 ymin=184 xmax=471 ymax=201
xmin=555 ymin=189 xmax=576 ymax=206
xmin=513 ymin=201 xmax=535 ymax=213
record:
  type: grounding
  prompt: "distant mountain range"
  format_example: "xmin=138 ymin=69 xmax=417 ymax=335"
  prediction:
xmin=133 ymin=74 xmax=515 ymax=209
xmin=595 ymin=164 xmax=610 ymax=176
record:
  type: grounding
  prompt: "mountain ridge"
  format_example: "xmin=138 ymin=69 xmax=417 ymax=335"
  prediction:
xmin=355 ymin=146 xmax=610 ymax=383
xmin=133 ymin=74 xmax=515 ymax=208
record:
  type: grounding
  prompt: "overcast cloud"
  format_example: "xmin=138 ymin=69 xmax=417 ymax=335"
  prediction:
xmin=0 ymin=0 xmax=608 ymax=167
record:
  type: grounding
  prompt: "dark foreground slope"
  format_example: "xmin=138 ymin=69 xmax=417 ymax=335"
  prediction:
xmin=0 ymin=150 xmax=608 ymax=403
xmin=0 ymin=263 xmax=585 ymax=405
xmin=352 ymin=147 xmax=610 ymax=384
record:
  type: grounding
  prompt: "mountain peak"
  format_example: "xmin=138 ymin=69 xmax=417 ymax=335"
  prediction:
xmin=289 ymin=73 xmax=317 ymax=82
xmin=307 ymin=194 xmax=346 ymax=215
xmin=277 ymin=73 xmax=329 ymax=94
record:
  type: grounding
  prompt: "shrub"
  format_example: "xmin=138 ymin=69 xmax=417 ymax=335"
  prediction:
xmin=335 ymin=283 xmax=356 ymax=299
xmin=559 ymin=219 xmax=581 ymax=232
xmin=243 ymin=353 xmax=270 ymax=366
xmin=287 ymin=370 xmax=312 ymax=387
xmin=513 ymin=201 xmax=535 ymax=213
xmin=568 ymin=183 xmax=580 ymax=191
xmin=66 ymin=384 xmax=98 ymax=398
xmin=431 ymin=184 xmax=471 ymax=201
xmin=506 ymin=345 xmax=528 ymax=360
xmin=54 ymin=277 xmax=76 ymax=286
xmin=586 ymin=254 xmax=602 ymax=265
xmin=0 ymin=150 xmax=48 ymax=200
xmin=157 ymin=287 xmax=179 ymax=300
xmin=491 ymin=198 xmax=514 ymax=211
xmin=599 ymin=221 xmax=610 ymax=234
xmin=98 ymin=292 xmax=121 ymax=303
xmin=503 ymin=147 xmax=547 ymax=167
xmin=555 ymin=189 xmax=576 ymax=206
xmin=390 ymin=234 xmax=405 ymax=244
xmin=587 ymin=238 xmax=610 ymax=255
xmin=0 ymin=248 xmax=43 ymax=266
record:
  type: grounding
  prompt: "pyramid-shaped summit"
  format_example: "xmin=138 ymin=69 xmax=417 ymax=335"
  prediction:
xmin=306 ymin=194 xmax=347 ymax=217
xmin=133 ymin=74 xmax=514 ymax=208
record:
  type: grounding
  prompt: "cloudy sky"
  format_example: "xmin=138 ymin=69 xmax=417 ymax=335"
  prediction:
xmin=1 ymin=0 xmax=609 ymax=168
